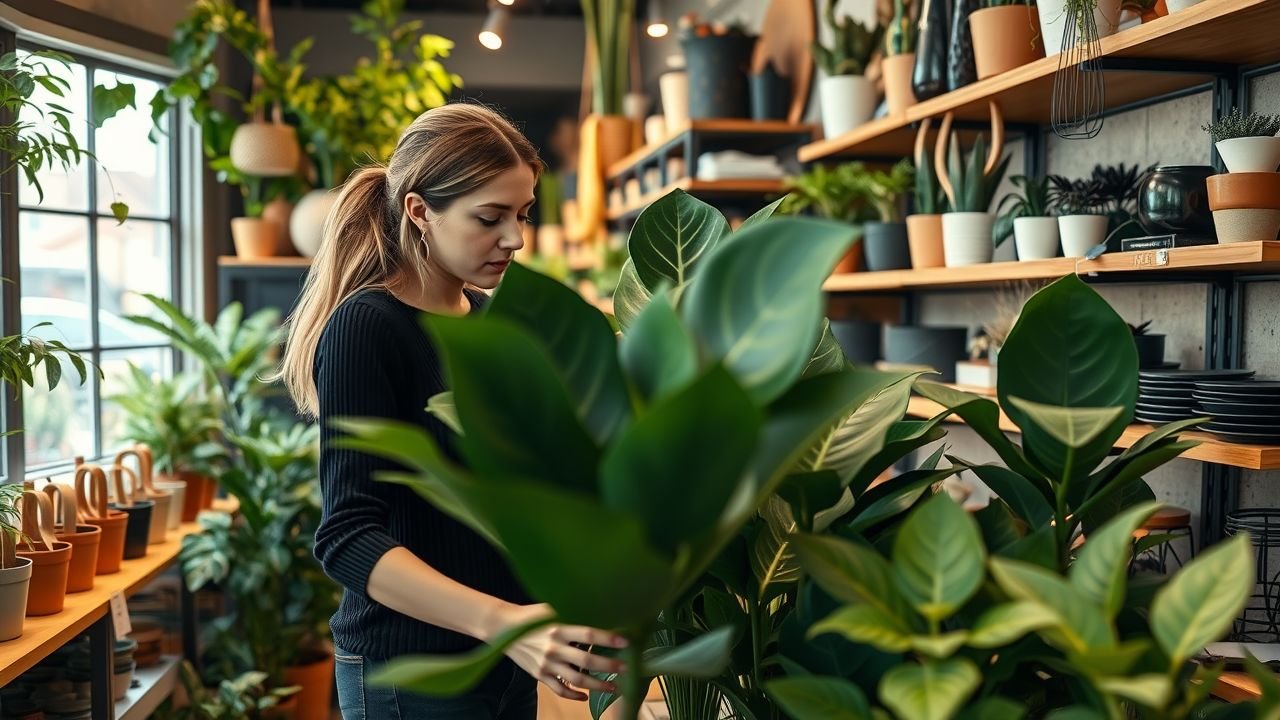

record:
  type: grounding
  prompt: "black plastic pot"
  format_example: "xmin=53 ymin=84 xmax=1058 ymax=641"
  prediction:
xmin=1133 ymin=334 xmax=1167 ymax=370
xmin=750 ymin=63 xmax=790 ymax=121
xmin=111 ymin=501 xmax=154 ymax=560
xmin=682 ymin=34 xmax=756 ymax=119
xmin=864 ymin=222 xmax=912 ymax=272
xmin=830 ymin=320 xmax=881 ymax=366
xmin=884 ymin=326 xmax=970 ymax=382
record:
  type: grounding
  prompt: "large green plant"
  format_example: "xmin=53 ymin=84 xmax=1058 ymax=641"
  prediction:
xmin=106 ymin=367 xmax=224 ymax=476
xmin=156 ymin=661 xmax=299 ymax=720
xmin=336 ymin=190 xmax=919 ymax=719
xmin=581 ymin=0 xmax=634 ymax=115
xmin=813 ymin=0 xmax=883 ymax=76
xmin=781 ymin=162 xmax=876 ymax=224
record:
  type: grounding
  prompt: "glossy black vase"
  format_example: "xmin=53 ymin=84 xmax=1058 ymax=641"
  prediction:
xmin=947 ymin=0 xmax=979 ymax=91
xmin=912 ymin=0 xmax=949 ymax=101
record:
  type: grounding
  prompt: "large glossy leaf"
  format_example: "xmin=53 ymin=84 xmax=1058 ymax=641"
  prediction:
xmin=487 ymin=262 xmax=630 ymax=442
xmin=683 ymin=217 xmax=858 ymax=404
xmin=879 ymin=659 xmax=980 ymax=720
xmin=628 ymin=189 xmax=730 ymax=290
xmin=959 ymin=463 xmax=1054 ymax=527
xmin=798 ymin=372 xmax=923 ymax=484
xmin=1006 ymin=398 xmax=1126 ymax=451
xmin=619 ymin=291 xmax=698 ymax=404
xmin=848 ymin=419 xmax=950 ymax=496
xmin=468 ymin=478 xmax=675 ymax=629
xmin=646 ymin=626 xmax=736 ymax=678
xmin=1076 ymin=444 xmax=1192 ymax=533
xmin=369 ymin=616 xmax=551 ymax=695
xmin=753 ymin=472 xmax=845 ymax=599
xmin=909 ymin=632 xmax=970 ymax=659
xmin=892 ymin=494 xmax=985 ymax=622
xmin=792 ymin=534 xmax=911 ymax=621
xmin=989 ymin=558 xmax=1114 ymax=653
xmin=739 ymin=197 xmax=786 ymax=232
xmin=1071 ymin=502 xmax=1159 ymax=618
xmin=810 ymin=604 xmax=912 ymax=653
xmin=1095 ymin=675 xmax=1173 ymax=708
xmin=766 ymin=676 xmax=872 ymax=720
xmin=802 ymin=320 xmax=848 ymax=379
xmin=601 ymin=365 xmax=760 ymax=555
xmin=968 ymin=602 xmax=1059 ymax=648
xmin=997 ymin=274 xmax=1139 ymax=480
xmin=426 ymin=315 xmax=600 ymax=493
xmin=845 ymin=467 xmax=963 ymax=536
xmin=914 ymin=382 xmax=1047 ymax=484
xmin=613 ymin=259 xmax=653 ymax=331
xmin=1151 ymin=534 xmax=1253 ymax=667
xmin=780 ymin=582 xmax=901 ymax=680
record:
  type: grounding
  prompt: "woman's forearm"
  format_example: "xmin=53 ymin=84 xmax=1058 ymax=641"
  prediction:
xmin=366 ymin=546 xmax=516 ymax=642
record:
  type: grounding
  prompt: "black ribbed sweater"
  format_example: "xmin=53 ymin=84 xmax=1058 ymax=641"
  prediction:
xmin=313 ymin=288 xmax=527 ymax=660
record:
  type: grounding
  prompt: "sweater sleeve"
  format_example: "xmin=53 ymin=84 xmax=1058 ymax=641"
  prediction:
xmin=313 ymin=300 xmax=407 ymax=599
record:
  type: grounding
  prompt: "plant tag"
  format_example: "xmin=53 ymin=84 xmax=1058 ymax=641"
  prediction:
xmin=110 ymin=592 xmax=132 ymax=638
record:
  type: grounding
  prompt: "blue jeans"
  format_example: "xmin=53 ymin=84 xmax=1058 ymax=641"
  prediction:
xmin=334 ymin=647 xmax=538 ymax=719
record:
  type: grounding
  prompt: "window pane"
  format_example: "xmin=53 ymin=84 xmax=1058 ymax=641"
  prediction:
xmin=18 ymin=53 xmax=89 ymax=211
xmin=97 ymin=218 xmax=170 ymax=347
xmin=24 ymin=355 xmax=96 ymax=468
xmin=94 ymin=70 xmax=170 ymax=218
xmin=21 ymin=212 xmax=92 ymax=347
xmin=99 ymin=347 xmax=172 ymax=454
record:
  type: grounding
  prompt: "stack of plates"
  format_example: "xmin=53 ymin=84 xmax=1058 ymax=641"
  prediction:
xmin=1137 ymin=368 xmax=1252 ymax=425
xmin=1194 ymin=379 xmax=1280 ymax=444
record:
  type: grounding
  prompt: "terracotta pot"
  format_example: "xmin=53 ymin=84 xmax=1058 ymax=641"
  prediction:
xmin=263 ymin=695 xmax=299 ymax=720
xmin=230 ymin=121 xmax=301 ymax=178
xmin=1207 ymin=172 xmax=1280 ymax=210
xmin=882 ymin=53 xmax=917 ymax=116
xmin=44 ymin=483 xmax=100 ymax=594
xmin=231 ymin=218 xmax=283 ymax=260
xmin=108 ymin=464 xmax=154 ymax=560
xmin=15 ymin=491 xmax=72 ymax=616
xmin=595 ymin=115 xmax=635 ymax=174
xmin=115 ymin=446 xmax=172 ymax=545
xmin=202 ymin=477 xmax=217 ymax=510
xmin=834 ymin=245 xmax=864 ymax=274
xmin=907 ymin=214 xmax=946 ymax=268
xmin=970 ymin=6 xmax=1044 ymax=80
xmin=1141 ymin=0 xmax=1168 ymax=21
xmin=0 ymin=553 xmax=32 ymax=641
xmin=284 ymin=648 xmax=336 ymax=720
xmin=174 ymin=472 xmax=207 ymax=523
xmin=78 ymin=462 xmax=130 ymax=575
xmin=262 ymin=197 xmax=298 ymax=256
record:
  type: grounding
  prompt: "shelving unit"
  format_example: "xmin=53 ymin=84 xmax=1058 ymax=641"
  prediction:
xmin=607 ymin=179 xmax=787 ymax=221
xmin=1214 ymin=672 xmax=1259 ymax=702
xmin=216 ymin=256 xmax=312 ymax=268
xmin=799 ymin=0 xmax=1280 ymax=162
xmin=116 ymin=655 xmax=182 ymax=720
xmin=905 ymin=384 xmax=1280 ymax=471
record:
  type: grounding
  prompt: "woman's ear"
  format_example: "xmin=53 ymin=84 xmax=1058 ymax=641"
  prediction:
xmin=404 ymin=192 xmax=433 ymax=233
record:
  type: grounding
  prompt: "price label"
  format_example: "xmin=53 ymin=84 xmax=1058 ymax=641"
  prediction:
xmin=109 ymin=592 xmax=132 ymax=639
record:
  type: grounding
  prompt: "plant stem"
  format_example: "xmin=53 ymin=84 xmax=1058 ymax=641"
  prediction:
xmin=622 ymin=636 xmax=646 ymax=720
xmin=748 ymin=599 xmax=764 ymax=691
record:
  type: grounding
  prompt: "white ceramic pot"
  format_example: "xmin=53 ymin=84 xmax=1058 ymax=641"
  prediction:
xmin=1038 ymin=0 xmax=1122 ymax=56
xmin=819 ymin=75 xmax=877 ymax=140
xmin=1165 ymin=0 xmax=1203 ymax=11
xmin=153 ymin=480 xmax=186 ymax=530
xmin=942 ymin=212 xmax=996 ymax=266
xmin=1212 ymin=209 xmax=1280 ymax=244
xmin=1058 ymin=214 xmax=1109 ymax=257
xmin=1216 ymin=137 xmax=1280 ymax=174
xmin=229 ymin=122 xmax=300 ymax=178
xmin=644 ymin=115 xmax=667 ymax=145
xmin=1013 ymin=216 xmax=1061 ymax=261
xmin=659 ymin=71 xmax=689 ymax=134
xmin=0 ymin=558 xmax=33 ymax=641
xmin=291 ymin=189 xmax=341 ymax=258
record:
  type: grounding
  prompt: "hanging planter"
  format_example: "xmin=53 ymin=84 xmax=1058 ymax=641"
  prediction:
xmin=1039 ymin=0 xmax=1122 ymax=56
xmin=0 ymin=526 xmax=33 ymax=641
xmin=15 ymin=491 xmax=72 ymax=616
xmin=108 ymin=465 xmax=154 ymax=561
xmin=77 ymin=462 xmax=129 ymax=575
xmin=115 ymin=446 xmax=172 ymax=546
xmin=44 ymin=483 xmax=101 ymax=594
xmin=230 ymin=119 xmax=301 ymax=178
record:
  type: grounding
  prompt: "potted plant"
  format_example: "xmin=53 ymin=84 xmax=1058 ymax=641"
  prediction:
xmin=970 ymin=0 xmax=1045 ymax=79
xmin=996 ymin=174 xmax=1059 ymax=261
xmin=1090 ymin=162 xmax=1150 ymax=248
xmin=156 ymin=661 xmax=300 ymax=720
xmin=15 ymin=491 xmax=73 ymax=617
xmin=881 ymin=0 xmax=918 ymax=116
xmin=907 ymin=119 xmax=949 ymax=268
xmin=813 ymin=0 xmax=883 ymax=139
xmin=935 ymin=108 xmax=1011 ymax=266
xmin=1129 ymin=319 xmax=1166 ymax=369
xmin=1039 ymin=0 xmax=1122 ymax=56
xmin=782 ymin=162 xmax=872 ymax=272
xmin=1206 ymin=169 xmax=1280 ymax=243
xmin=863 ymin=160 xmax=917 ymax=271
xmin=1049 ymin=173 xmax=1108 ymax=257
xmin=1204 ymin=108 xmax=1280 ymax=174
xmin=0 ymin=485 xmax=33 ymax=642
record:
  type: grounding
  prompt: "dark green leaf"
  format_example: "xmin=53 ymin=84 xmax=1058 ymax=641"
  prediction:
xmin=968 ymin=602 xmax=1058 ymax=648
xmin=91 ymin=81 xmax=136 ymax=128
xmin=765 ymin=676 xmax=872 ymax=720
xmin=646 ymin=626 xmax=736 ymax=678
xmin=959 ymin=463 xmax=1054 ymax=527
xmin=792 ymin=533 xmax=910 ymax=621
xmin=845 ymin=467 xmax=962 ymax=536
xmin=892 ymin=494 xmax=985 ymax=622
xmin=809 ymin=604 xmax=912 ymax=653
xmin=628 ymin=189 xmax=730 ymax=290
xmin=369 ymin=616 xmax=552 ymax=695
xmin=738 ymin=197 xmax=787 ymax=232
xmin=619 ymin=291 xmax=697 ymax=404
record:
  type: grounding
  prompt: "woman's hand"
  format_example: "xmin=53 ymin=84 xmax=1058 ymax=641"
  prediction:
xmin=490 ymin=603 xmax=629 ymax=701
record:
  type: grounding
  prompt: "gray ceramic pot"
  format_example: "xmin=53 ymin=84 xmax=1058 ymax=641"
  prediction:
xmin=864 ymin=222 xmax=912 ymax=272
xmin=830 ymin=320 xmax=882 ymax=366
xmin=883 ymin=325 xmax=970 ymax=382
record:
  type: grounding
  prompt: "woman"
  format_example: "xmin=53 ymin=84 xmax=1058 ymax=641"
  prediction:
xmin=279 ymin=104 xmax=626 ymax=719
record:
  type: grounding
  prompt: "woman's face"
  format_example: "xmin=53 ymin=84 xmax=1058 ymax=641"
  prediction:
xmin=419 ymin=164 xmax=536 ymax=290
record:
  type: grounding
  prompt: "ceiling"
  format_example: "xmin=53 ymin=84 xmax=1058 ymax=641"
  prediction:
xmin=268 ymin=0 xmax=589 ymax=17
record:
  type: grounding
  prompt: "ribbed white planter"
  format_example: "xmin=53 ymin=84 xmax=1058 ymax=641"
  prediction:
xmin=942 ymin=212 xmax=995 ymax=267
xmin=1038 ymin=0 xmax=1122 ymax=56
xmin=291 ymin=189 xmax=341 ymax=258
xmin=1059 ymin=214 xmax=1109 ymax=257
xmin=1216 ymin=137 xmax=1280 ymax=174
xmin=1013 ymin=216 xmax=1060 ymax=261
xmin=819 ymin=75 xmax=877 ymax=139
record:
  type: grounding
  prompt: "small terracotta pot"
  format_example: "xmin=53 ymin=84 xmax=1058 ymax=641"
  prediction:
xmin=15 ymin=491 xmax=72 ymax=616
xmin=262 ymin=197 xmax=298 ymax=256
xmin=1206 ymin=172 xmax=1280 ymax=210
xmin=202 ymin=477 xmax=217 ymax=510
xmin=834 ymin=245 xmax=864 ymax=274
xmin=263 ymin=695 xmax=299 ymax=720
xmin=77 ymin=460 xmax=130 ymax=575
xmin=115 ymin=446 xmax=172 ymax=545
xmin=161 ymin=471 xmax=208 ymax=524
xmin=907 ymin=214 xmax=946 ymax=268
xmin=594 ymin=114 xmax=635 ymax=175
xmin=284 ymin=647 xmax=336 ymax=720
xmin=109 ymin=465 xmax=154 ymax=560
xmin=970 ymin=6 xmax=1045 ymax=80
xmin=44 ymin=483 xmax=100 ymax=594
xmin=882 ymin=53 xmax=917 ymax=116
xmin=231 ymin=217 xmax=283 ymax=260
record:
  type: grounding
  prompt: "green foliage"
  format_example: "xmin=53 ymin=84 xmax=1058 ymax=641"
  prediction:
xmin=581 ymin=0 xmax=635 ymax=115
xmin=1203 ymin=107 xmax=1280 ymax=143
xmin=0 ymin=50 xmax=136 ymax=220
xmin=0 ymin=327 xmax=97 ymax=401
xmin=1048 ymin=174 xmax=1104 ymax=215
xmin=154 ymin=660 xmax=298 ymax=720
xmin=945 ymin=133 xmax=1010 ymax=213
xmin=105 ymin=366 xmax=224 ymax=476
xmin=813 ymin=0 xmax=883 ymax=76
xmin=884 ymin=0 xmax=917 ymax=55
xmin=783 ymin=160 xmax=913 ymax=224
xmin=994 ymin=175 xmax=1054 ymax=246
xmin=914 ymin=147 xmax=947 ymax=215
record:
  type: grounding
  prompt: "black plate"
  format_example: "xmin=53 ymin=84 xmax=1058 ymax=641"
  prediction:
xmin=1201 ymin=427 xmax=1280 ymax=445
xmin=1194 ymin=390 xmax=1280 ymax=403
xmin=1203 ymin=413 xmax=1280 ymax=427
xmin=1140 ymin=369 xmax=1256 ymax=380
xmin=1139 ymin=378 xmax=1199 ymax=388
xmin=1197 ymin=380 xmax=1280 ymax=392
xmin=1199 ymin=401 xmax=1280 ymax=417
xmin=1137 ymin=403 xmax=1198 ymax=414
xmin=1136 ymin=412 xmax=1197 ymax=424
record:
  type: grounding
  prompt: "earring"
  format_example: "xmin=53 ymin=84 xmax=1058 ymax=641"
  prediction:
xmin=420 ymin=227 xmax=430 ymax=260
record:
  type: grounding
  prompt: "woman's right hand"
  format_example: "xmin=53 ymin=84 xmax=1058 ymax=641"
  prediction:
xmin=491 ymin=603 xmax=629 ymax=701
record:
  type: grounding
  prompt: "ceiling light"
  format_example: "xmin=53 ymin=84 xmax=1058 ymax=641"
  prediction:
xmin=646 ymin=0 xmax=668 ymax=38
xmin=479 ymin=7 xmax=509 ymax=50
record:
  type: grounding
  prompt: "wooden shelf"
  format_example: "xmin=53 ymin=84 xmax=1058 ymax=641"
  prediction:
xmin=823 ymin=242 xmax=1280 ymax=292
xmin=0 ymin=498 xmax=238 ymax=687
xmin=218 ymin=256 xmax=312 ymax=268
xmin=905 ymin=386 xmax=1280 ymax=471
xmin=116 ymin=655 xmax=182 ymax=720
xmin=607 ymin=178 xmax=787 ymax=221
xmin=608 ymin=120 xmax=815 ymax=180
xmin=1213 ymin=672 xmax=1260 ymax=702
xmin=800 ymin=0 xmax=1280 ymax=162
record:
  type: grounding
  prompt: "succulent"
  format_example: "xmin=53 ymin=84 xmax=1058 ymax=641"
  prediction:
xmin=994 ymin=174 xmax=1054 ymax=246
xmin=884 ymin=0 xmax=917 ymax=55
xmin=1129 ymin=319 xmax=1155 ymax=336
xmin=812 ymin=0 xmax=883 ymax=76
xmin=1048 ymin=174 xmax=1105 ymax=215
xmin=943 ymin=133 xmax=1011 ymax=213
xmin=1203 ymin=108 xmax=1280 ymax=143
xmin=912 ymin=121 xmax=947 ymax=215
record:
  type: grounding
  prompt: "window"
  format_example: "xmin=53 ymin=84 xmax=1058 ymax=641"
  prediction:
xmin=12 ymin=44 xmax=181 ymax=475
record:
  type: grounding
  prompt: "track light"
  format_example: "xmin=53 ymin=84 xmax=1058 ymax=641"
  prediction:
xmin=646 ymin=0 xmax=668 ymax=37
xmin=497 ymin=0 xmax=515 ymax=5
xmin=479 ymin=6 xmax=509 ymax=50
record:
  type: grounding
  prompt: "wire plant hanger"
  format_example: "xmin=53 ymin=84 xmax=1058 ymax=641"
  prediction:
xmin=1051 ymin=0 xmax=1106 ymax=139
